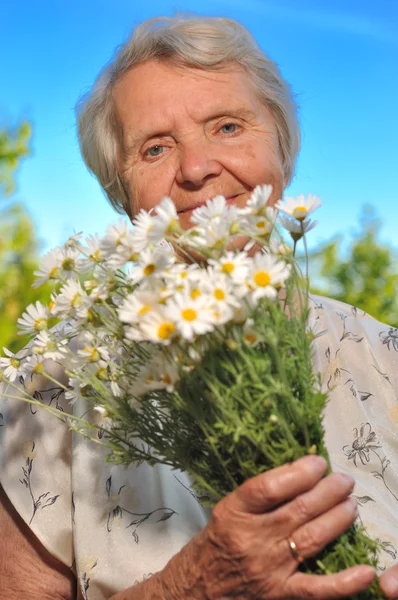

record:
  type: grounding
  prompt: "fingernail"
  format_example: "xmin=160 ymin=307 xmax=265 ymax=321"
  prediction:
xmin=345 ymin=497 xmax=358 ymax=513
xmin=340 ymin=473 xmax=355 ymax=488
xmin=305 ymin=455 xmax=327 ymax=473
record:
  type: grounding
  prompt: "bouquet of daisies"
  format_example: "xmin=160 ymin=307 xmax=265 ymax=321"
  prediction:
xmin=0 ymin=185 xmax=383 ymax=597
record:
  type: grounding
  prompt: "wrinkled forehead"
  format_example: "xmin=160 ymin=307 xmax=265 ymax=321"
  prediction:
xmin=112 ymin=59 xmax=274 ymax=148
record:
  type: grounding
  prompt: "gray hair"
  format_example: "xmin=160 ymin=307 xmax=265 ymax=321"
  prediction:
xmin=76 ymin=15 xmax=300 ymax=216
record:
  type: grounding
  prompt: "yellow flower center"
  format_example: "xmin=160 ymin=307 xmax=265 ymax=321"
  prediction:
xmin=214 ymin=288 xmax=225 ymax=301
xmin=84 ymin=347 xmax=100 ymax=363
xmin=256 ymin=220 xmax=267 ymax=229
xmin=292 ymin=206 xmax=308 ymax=220
xmin=62 ymin=257 xmax=75 ymax=272
xmin=144 ymin=264 xmax=156 ymax=276
xmin=71 ymin=293 xmax=83 ymax=308
xmin=158 ymin=322 xmax=176 ymax=340
xmin=90 ymin=249 xmax=101 ymax=262
xmin=182 ymin=308 xmax=197 ymax=321
xmin=190 ymin=289 xmax=201 ymax=300
xmin=221 ymin=262 xmax=235 ymax=274
xmin=254 ymin=271 xmax=271 ymax=287
xmin=245 ymin=333 xmax=257 ymax=344
xmin=96 ymin=367 xmax=108 ymax=381
xmin=34 ymin=317 xmax=48 ymax=331
xmin=10 ymin=357 xmax=20 ymax=369
xmin=138 ymin=305 xmax=151 ymax=316
xmin=181 ymin=271 xmax=187 ymax=279
xmin=49 ymin=266 xmax=61 ymax=279
xmin=162 ymin=373 xmax=172 ymax=385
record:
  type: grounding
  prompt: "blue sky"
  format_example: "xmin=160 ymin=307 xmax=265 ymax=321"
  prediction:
xmin=2 ymin=0 xmax=397 ymax=254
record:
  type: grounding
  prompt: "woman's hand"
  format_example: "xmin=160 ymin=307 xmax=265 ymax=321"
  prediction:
xmin=112 ymin=455 xmax=376 ymax=599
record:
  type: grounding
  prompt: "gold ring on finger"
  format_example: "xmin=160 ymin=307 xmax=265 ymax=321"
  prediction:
xmin=287 ymin=537 xmax=304 ymax=564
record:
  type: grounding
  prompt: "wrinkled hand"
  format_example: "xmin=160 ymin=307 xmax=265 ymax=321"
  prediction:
xmin=160 ymin=455 xmax=375 ymax=599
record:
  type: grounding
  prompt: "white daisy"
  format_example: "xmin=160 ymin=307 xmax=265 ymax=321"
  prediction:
xmin=33 ymin=248 xmax=63 ymax=287
xmin=275 ymin=194 xmax=322 ymax=222
xmin=80 ymin=234 xmax=104 ymax=269
xmin=190 ymin=195 xmax=228 ymax=226
xmin=241 ymin=184 xmax=274 ymax=216
xmin=77 ymin=333 xmax=110 ymax=364
xmin=149 ymin=197 xmax=180 ymax=243
xmin=117 ymin=287 xmax=162 ymax=325
xmin=58 ymin=246 xmax=84 ymax=279
xmin=31 ymin=331 xmax=68 ymax=361
xmin=100 ymin=219 xmax=132 ymax=259
xmin=278 ymin=214 xmax=318 ymax=241
xmin=162 ymin=263 xmax=202 ymax=296
xmin=24 ymin=354 xmax=46 ymax=376
xmin=127 ymin=245 xmax=175 ymax=286
xmin=65 ymin=376 xmax=87 ymax=406
xmin=165 ymin=293 xmax=216 ymax=341
xmin=52 ymin=280 xmax=88 ymax=318
xmin=17 ymin=301 xmax=50 ymax=336
xmin=131 ymin=208 xmax=156 ymax=253
xmin=131 ymin=308 xmax=178 ymax=346
xmin=202 ymin=272 xmax=240 ymax=325
xmin=189 ymin=219 xmax=232 ymax=253
xmin=0 ymin=348 xmax=29 ymax=382
xmin=208 ymin=251 xmax=251 ymax=284
xmin=244 ymin=253 xmax=292 ymax=303
xmin=240 ymin=207 xmax=278 ymax=239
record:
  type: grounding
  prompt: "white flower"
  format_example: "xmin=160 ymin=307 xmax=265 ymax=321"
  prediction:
xmin=117 ymin=287 xmax=163 ymax=325
xmin=100 ymin=219 xmax=132 ymax=259
xmin=244 ymin=253 xmax=291 ymax=303
xmin=129 ymin=308 xmax=178 ymax=346
xmin=0 ymin=348 xmax=29 ymax=382
xmin=189 ymin=219 xmax=232 ymax=252
xmin=58 ymin=247 xmax=84 ymax=279
xmin=208 ymin=252 xmax=251 ymax=284
xmin=165 ymin=293 xmax=216 ymax=341
xmin=240 ymin=207 xmax=277 ymax=239
xmin=33 ymin=248 xmax=63 ymax=287
xmin=162 ymin=263 xmax=202 ymax=297
xmin=149 ymin=197 xmax=180 ymax=243
xmin=241 ymin=184 xmax=274 ymax=216
xmin=278 ymin=214 xmax=317 ymax=241
xmin=80 ymin=234 xmax=104 ymax=269
xmin=77 ymin=332 xmax=110 ymax=364
xmin=65 ymin=377 xmax=87 ymax=405
xmin=32 ymin=331 xmax=68 ymax=361
xmin=17 ymin=301 xmax=50 ymax=336
xmin=190 ymin=195 xmax=228 ymax=226
xmin=24 ymin=354 xmax=46 ymax=376
xmin=130 ymin=208 xmax=156 ymax=253
xmin=127 ymin=245 xmax=175 ymax=285
xmin=202 ymin=272 xmax=240 ymax=325
xmin=190 ymin=196 xmax=241 ymax=234
xmin=52 ymin=280 xmax=88 ymax=318
xmin=275 ymin=194 xmax=322 ymax=222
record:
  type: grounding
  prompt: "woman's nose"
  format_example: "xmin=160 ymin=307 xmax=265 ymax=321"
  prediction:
xmin=175 ymin=143 xmax=223 ymax=187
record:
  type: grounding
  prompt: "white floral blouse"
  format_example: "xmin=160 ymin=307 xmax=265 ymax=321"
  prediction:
xmin=1 ymin=295 xmax=398 ymax=599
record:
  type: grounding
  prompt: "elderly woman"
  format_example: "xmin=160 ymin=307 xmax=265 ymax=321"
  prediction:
xmin=1 ymin=15 xmax=398 ymax=600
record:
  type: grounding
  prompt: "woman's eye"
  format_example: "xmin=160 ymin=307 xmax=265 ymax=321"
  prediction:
xmin=146 ymin=145 xmax=165 ymax=157
xmin=220 ymin=123 xmax=239 ymax=134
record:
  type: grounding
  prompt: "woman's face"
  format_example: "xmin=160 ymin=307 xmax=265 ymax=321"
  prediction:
xmin=114 ymin=59 xmax=284 ymax=231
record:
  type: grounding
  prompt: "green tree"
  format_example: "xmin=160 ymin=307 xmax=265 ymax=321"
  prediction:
xmin=309 ymin=207 xmax=398 ymax=327
xmin=0 ymin=122 xmax=52 ymax=353
xmin=0 ymin=121 xmax=31 ymax=195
